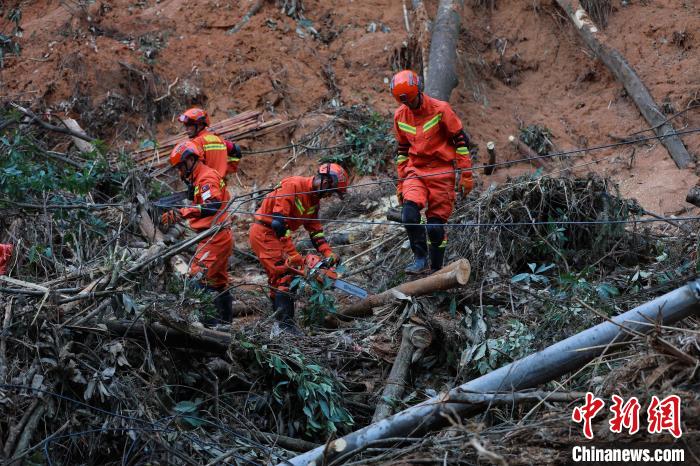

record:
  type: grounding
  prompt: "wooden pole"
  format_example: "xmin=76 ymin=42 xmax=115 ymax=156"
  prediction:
xmin=555 ymin=1 xmax=692 ymax=169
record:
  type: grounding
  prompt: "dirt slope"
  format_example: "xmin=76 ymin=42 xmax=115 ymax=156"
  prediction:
xmin=2 ymin=0 xmax=699 ymax=213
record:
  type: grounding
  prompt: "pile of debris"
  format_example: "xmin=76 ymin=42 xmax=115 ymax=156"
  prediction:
xmin=1 ymin=103 xmax=698 ymax=464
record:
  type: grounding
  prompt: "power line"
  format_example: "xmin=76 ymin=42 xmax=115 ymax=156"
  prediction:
xmin=9 ymin=127 xmax=700 ymax=214
xmin=239 ymin=211 xmax=700 ymax=228
xmin=232 ymin=126 xmax=700 ymax=201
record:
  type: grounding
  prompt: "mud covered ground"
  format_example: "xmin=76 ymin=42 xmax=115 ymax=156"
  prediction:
xmin=3 ymin=0 xmax=700 ymax=213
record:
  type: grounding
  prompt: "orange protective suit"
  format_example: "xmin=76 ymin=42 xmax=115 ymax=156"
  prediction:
xmin=177 ymin=162 xmax=232 ymax=288
xmin=192 ymin=130 xmax=240 ymax=179
xmin=249 ymin=176 xmax=332 ymax=297
xmin=394 ymin=94 xmax=472 ymax=221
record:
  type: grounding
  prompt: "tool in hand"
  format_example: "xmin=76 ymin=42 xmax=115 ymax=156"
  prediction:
xmin=290 ymin=254 xmax=368 ymax=299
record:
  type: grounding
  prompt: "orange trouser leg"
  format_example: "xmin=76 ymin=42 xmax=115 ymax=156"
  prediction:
xmin=249 ymin=223 xmax=294 ymax=298
xmin=191 ymin=228 xmax=233 ymax=288
xmin=402 ymin=165 xmax=456 ymax=222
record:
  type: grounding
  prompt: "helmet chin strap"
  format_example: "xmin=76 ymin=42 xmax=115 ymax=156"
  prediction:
xmin=181 ymin=157 xmax=198 ymax=182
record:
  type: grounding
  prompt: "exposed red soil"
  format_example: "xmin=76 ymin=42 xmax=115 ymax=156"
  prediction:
xmin=2 ymin=0 xmax=700 ymax=215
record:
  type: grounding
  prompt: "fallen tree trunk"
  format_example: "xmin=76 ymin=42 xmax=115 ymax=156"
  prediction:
xmin=339 ymin=259 xmax=471 ymax=319
xmin=372 ymin=325 xmax=431 ymax=422
xmin=99 ymin=320 xmax=231 ymax=353
xmin=508 ymin=135 xmax=545 ymax=168
xmin=423 ymin=0 xmax=464 ymax=101
xmin=555 ymin=1 xmax=692 ymax=169
xmin=284 ymin=280 xmax=700 ymax=466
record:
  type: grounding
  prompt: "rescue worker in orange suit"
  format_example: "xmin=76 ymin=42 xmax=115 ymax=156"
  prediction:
xmin=249 ymin=163 xmax=348 ymax=331
xmin=161 ymin=141 xmax=234 ymax=323
xmin=178 ymin=107 xmax=243 ymax=180
xmin=390 ymin=69 xmax=473 ymax=274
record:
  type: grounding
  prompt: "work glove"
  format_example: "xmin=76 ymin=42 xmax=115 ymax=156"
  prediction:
xmin=324 ymin=251 xmax=341 ymax=267
xmin=285 ymin=252 xmax=304 ymax=269
xmin=458 ymin=171 xmax=474 ymax=198
xmin=161 ymin=209 xmax=183 ymax=228
xmin=225 ymin=141 xmax=242 ymax=158
xmin=396 ymin=182 xmax=404 ymax=204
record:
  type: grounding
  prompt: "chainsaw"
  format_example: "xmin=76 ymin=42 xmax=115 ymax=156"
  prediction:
xmin=290 ymin=254 xmax=368 ymax=299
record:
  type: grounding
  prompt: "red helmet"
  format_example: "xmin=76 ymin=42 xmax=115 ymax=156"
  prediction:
xmin=178 ymin=107 xmax=209 ymax=127
xmin=318 ymin=163 xmax=349 ymax=197
xmin=169 ymin=141 xmax=203 ymax=167
xmin=390 ymin=70 xmax=423 ymax=104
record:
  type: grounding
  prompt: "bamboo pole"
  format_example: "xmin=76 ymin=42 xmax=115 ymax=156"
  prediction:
xmin=284 ymin=280 xmax=700 ymax=465
xmin=555 ymin=0 xmax=692 ymax=169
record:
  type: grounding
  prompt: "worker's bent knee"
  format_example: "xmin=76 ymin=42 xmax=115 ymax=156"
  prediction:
xmin=426 ymin=217 xmax=446 ymax=244
xmin=402 ymin=201 xmax=421 ymax=225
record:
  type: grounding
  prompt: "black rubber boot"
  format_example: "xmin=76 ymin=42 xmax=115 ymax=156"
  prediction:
xmin=273 ymin=293 xmax=302 ymax=335
xmin=426 ymin=218 xmax=447 ymax=272
xmin=429 ymin=244 xmax=445 ymax=272
xmin=402 ymin=201 xmax=428 ymax=275
xmin=213 ymin=289 xmax=233 ymax=324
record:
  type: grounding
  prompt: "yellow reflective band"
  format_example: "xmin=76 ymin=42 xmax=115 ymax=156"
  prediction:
xmin=204 ymin=135 xmax=220 ymax=143
xmin=307 ymin=205 xmax=317 ymax=214
xmin=396 ymin=155 xmax=409 ymax=165
xmin=294 ymin=197 xmax=305 ymax=214
xmin=312 ymin=232 xmax=324 ymax=238
xmin=219 ymin=180 xmax=225 ymax=188
xmin=397 ymin=121 xmax=416 ymax=135
xmin=203 ymin=143 xmax=226 ymax=151
xmin=423 ymin=113 xmax=442 ymax=132
xmin=285 ymin=229 xmax=292 ymax=237
xmin=228 ymin=157 xmax=240 ymax=162
xmin=194 ymin=186 xmax=200 ymax=195
xmin=427 ymin=238 xmax=448 ymax=248
xmin=456 ymin=147 xmax=469 ymax=155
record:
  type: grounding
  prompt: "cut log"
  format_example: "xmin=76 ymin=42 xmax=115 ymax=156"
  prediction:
xmin=555 ymin=1 xmax=692 ymax=169
xmin=424 ymin=0 xmax=464 ymax=101
xmin=284 ymin=280 xmax=700 ymax=466
xmin=372 ymin=324 xmax=431 ymax=422
xmin=339 ymin=259 xmax=470 ymax=319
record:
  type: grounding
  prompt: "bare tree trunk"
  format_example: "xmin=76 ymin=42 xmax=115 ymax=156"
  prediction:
xmin=424 ymin=0 xmax=464 ymax=101
xmin=508 ymin=135 xmax=545 ymax=168
xmin=555 ymin=0 xmax=692 ymax=169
